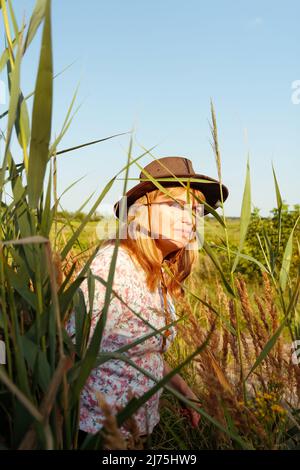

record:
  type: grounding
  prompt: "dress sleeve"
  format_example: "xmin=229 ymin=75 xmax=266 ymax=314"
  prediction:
xmin=162 ymin=291 xmax=178 ymax=351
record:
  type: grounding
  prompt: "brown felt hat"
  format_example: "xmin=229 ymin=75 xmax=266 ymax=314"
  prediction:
xmin=113 ymin=156 xmax=229 ymax=218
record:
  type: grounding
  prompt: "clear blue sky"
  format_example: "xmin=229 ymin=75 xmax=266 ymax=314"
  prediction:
xmin=1 ymin=0 xmax=300 ymax=217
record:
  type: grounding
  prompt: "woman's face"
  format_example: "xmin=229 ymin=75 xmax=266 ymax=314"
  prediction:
xmin=150 ymin=191 xmax=203 ymax=255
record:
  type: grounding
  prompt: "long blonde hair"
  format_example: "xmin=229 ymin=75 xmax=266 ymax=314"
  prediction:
xmin=105 ymin=186 xmax=206 ymax=300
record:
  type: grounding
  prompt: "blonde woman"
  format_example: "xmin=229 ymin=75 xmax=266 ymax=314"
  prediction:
xmin=66 ymin=156 xmax=229 ymax=446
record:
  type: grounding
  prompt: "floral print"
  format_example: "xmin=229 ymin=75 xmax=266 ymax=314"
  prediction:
xmin=65 ymin=243 xmax=177 ymax=437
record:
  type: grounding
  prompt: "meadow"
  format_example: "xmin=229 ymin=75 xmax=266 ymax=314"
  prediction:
xmin=51 ymin=214 xmax=300 ymax=450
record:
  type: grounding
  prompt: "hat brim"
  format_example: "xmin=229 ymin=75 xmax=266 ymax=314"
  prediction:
xmin=114 ymin=173 xmax=229 ymax=218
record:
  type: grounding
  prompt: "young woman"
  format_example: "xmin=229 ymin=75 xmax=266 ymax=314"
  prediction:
xmin=66 ymin=156 xmax=229 ymax=446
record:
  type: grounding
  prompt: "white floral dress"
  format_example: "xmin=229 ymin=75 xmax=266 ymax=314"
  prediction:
xmin=65 ymin=243 xmax=177 ymax=437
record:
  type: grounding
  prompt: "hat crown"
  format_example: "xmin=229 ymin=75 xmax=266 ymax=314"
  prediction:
xmin=139 ymin=156 xmax=196 ymax=180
